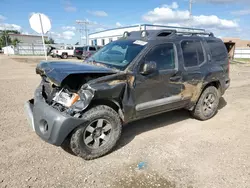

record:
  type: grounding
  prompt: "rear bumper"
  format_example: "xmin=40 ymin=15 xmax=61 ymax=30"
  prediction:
xmin=225 ymin=79 xmax=230 ymax=90
xmin=24 ymin=87 xmax=87 ymax=146
xmin=82 ymin=54 xmax=91 ymax=59
xmin=222 ymin=78 xmax=230 ymax=95
xmin=74 ymin=54 xmax=83 ymax=59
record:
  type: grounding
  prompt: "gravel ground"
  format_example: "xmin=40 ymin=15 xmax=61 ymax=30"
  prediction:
xmin=0 ymin=55 xmax=250 ymax=188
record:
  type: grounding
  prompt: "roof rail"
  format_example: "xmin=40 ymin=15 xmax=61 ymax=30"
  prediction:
xmin=176 ymin=31 xmax=214 ymax=37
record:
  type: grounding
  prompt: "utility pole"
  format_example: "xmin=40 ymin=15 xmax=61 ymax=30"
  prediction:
xmin=77 ymin=28 xmax=84 ymax=45
xmin=3 ymin=24 xmax=8 ymax=55
xmin=189 ymin=0 xmax=193 ymax=18
xmin=76 ymin=20 xmax=91 ymax=45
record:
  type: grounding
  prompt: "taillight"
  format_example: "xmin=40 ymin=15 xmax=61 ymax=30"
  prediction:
xmin=56 ymin=50 xmax=58 ymax=53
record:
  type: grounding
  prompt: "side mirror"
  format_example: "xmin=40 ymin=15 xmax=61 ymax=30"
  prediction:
xmin=140 ymin=61 xmax=157 ymax=75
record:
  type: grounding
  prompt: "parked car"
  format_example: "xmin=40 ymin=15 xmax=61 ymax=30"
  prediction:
xmin=74 ymin=46 xmax=85 ymax=59
xmin=82 ymin=45 xmax=102 ymax=60
xmin=50 ymin=49 xmax=57 ymax=58
xmin=55 ymin=46 xmax=75 ymax=59
xmin=47 ymin=46 xmax=57 ymax=58
xmin=24 ymin=29 xmax=230 ymax=160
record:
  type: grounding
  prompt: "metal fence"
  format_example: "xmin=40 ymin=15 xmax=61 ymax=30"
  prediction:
xmin=234 ymin=48 xmax=250 ymax=59
xmin=14 ymin=43 xmax=46 ymax=55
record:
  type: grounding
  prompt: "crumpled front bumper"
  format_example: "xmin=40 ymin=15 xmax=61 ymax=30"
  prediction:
xmin=24 ymin=99 xmax=35 ymax=131
xmin=24 ymin=86 xmax=87 ymax=146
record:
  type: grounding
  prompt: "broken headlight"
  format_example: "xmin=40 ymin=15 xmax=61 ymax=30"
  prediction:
xmin=52 ymin=89 xmax=80 ymax=107
xmin=69 ymin=90 xmax=94 ymax=112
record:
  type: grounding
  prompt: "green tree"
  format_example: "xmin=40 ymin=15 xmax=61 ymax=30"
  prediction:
xmin=45 ymin=38 xmax=55 ymax=44
xmin=11 ymin=38 xmax=21 ymax=46
xmin=0 ymin=30 xmax=12 ymax=48
xmin=5 ymin=30 xmax=20 ymax=34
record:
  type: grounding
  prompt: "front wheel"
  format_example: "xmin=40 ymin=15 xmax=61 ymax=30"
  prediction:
xmin=69 ymin=105 xmax=122 ymax=160
xmin=191 ymin=86 xmax=220 ymax=120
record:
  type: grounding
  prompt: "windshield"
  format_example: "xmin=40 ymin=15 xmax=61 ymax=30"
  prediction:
xmin=86 ymin=40 xmax=146 ymax=70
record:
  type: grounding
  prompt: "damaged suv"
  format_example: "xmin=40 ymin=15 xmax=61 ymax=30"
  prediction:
xmin=24 ymin=29 xmax=230 ymax=160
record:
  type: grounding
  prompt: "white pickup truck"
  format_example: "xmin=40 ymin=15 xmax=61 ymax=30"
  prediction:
xmin=54 ymin=46 xmax=75 ymax=59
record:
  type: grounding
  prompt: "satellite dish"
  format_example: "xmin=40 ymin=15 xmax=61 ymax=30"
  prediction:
xmin=29 ymin=13 xmax=51 ymax=60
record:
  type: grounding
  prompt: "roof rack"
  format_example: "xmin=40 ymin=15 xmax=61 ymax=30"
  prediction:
xmin=122 ymin=29 xmax=214 ymax=40
xmin=176 ymin=31 xmax=214 ymax=37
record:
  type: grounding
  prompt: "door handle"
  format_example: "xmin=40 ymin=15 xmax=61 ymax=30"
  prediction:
xmin=170 ymin=75 xmax=182 ymax=81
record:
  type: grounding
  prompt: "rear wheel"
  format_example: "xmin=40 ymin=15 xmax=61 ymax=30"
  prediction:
xmin=69 ymin=105 xmax=122 ymax=160
xmin=61 ymin=53 xmax=68 ymax=59
xmin=191 ymin=86 xmax=220 ymax=120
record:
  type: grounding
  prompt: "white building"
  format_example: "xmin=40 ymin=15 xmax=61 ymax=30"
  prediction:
xmin=88 ymin=24 xmax=206 ymax=46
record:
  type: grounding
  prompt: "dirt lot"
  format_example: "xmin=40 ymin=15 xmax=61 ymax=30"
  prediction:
xmin=0 ymin=55 xmax=250 ymax=188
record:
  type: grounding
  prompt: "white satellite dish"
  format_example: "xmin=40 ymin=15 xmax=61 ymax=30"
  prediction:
xmin=29 ymin=13 xmax=51 ymax=60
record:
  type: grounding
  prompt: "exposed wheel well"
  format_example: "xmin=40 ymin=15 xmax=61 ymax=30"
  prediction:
xmin=188 ymin=80 xmax=222 ymax=111
xmin=203 ymin=81 xmax=222 ymax=95
xmin=90 ymin=99 xmax=119 ymax=112
xmin=88 ymin=99 xmax=124 ymax=121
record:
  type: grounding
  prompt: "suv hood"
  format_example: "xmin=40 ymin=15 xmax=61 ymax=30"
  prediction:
xmin=36 ymin=61 xmax=117 ymax=86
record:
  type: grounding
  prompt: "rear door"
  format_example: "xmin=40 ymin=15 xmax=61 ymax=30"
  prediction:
xmin=82 ymin=46 xmax=89 ymax=58
xmin=89 ymin=46 xmax=97 ymax=56
xmin=180 ymin=39 xmax=208 ymax=103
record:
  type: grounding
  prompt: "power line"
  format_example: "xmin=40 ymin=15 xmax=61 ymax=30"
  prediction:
xmin=76 ymin=20 xmax=92 ymax=45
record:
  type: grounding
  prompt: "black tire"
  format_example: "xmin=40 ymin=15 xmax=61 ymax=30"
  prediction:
xmin=69 ymin=105 xmax=122 ymax=160
xmin=61 ymin=53 xmax=68 ymax=59
xmin=77 ymin=57 xmax=82 ymax=60
xmin=191 ymin=86 xmax=220 ymax=120
xmin=61 ymin=137 xmax=76 ymax=156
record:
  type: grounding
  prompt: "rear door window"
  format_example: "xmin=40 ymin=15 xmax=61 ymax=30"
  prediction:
xmin=75 ymin=47 xmax=83 ymax=51
xmin=89 ymin=47 xmax=96 ymax=51
xmin=207 ymin=40 xmax=228 ymax=62
xmin=181 ymin=40 xmax=205 ymax=67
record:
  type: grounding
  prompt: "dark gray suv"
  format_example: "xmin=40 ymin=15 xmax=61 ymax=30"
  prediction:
xmin=24 ymin=29 xmax=230 ymax=160
xmin=82 ymin=45 xmax=101 ymax=60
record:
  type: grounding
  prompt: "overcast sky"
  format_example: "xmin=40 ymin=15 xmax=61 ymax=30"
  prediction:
xmin=0 ymin=0 xmax=249 ymax=43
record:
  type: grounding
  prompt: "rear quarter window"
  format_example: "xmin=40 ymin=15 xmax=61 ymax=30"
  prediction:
xmin=207 ymin=40 xmax=228 ymax=62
